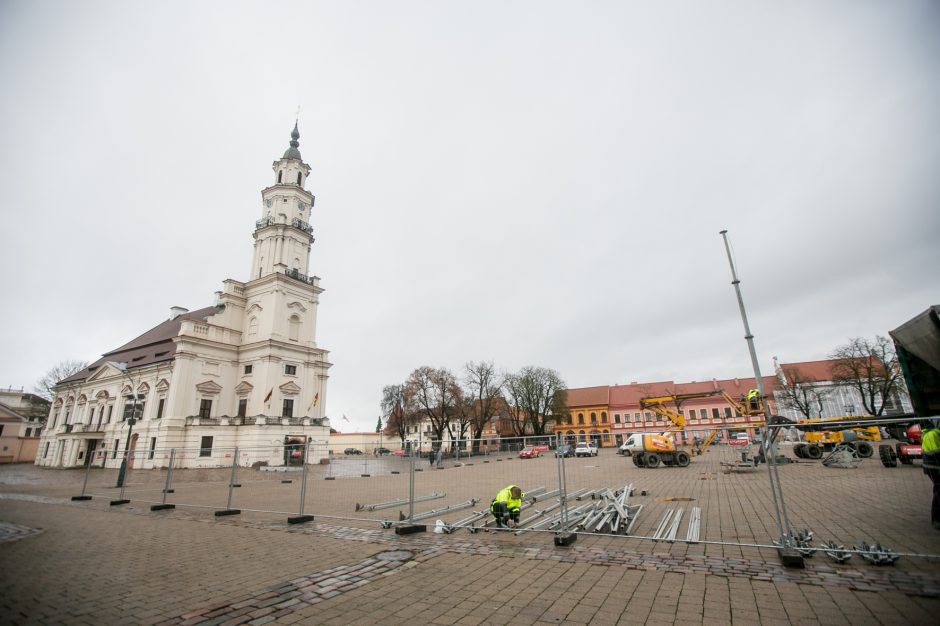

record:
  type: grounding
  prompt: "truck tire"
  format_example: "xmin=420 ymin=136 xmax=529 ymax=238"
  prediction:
xmin=633 ymin=453 xmax=644 ymax=467
xmin=793 ymin=443 xmax=806 ymax=459
xmin=645 ymin=453 xmax=660 ymax=468
xmin=855 ymin=442 xmax=874 ymax=458
xmin=805 ymin=444 xmax=822 ymax=460
xmin=879 ymin=444 xmax=897 ymax=468
xmin=675 ymin=451 xmax=691 ymax=467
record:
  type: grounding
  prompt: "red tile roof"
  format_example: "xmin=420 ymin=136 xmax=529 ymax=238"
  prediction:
xmin=564 ymin=385 xmax=609 ymax=407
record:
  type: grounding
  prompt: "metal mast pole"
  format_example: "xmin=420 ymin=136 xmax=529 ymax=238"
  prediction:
xmin=719 ymin=230 xmax=798 ymax=561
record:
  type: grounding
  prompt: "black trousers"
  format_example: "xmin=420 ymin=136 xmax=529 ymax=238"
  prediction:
xmin=926 ymin=466 xmax=940 ymax=526
xmin=491 ymin=502 xmax=519 ymax=527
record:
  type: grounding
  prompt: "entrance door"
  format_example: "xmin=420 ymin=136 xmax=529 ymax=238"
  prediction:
xmin=84 ymin=440 xmax=98 ymax=467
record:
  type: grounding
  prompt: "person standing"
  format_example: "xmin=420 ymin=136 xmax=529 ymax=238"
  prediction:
xmin=490 ymin=485 xmax=524 ymax=528
xmin=922 ymin=421 xmax=940 ymax=529
xmin=435 ymin=447 xmax=443 ymax=468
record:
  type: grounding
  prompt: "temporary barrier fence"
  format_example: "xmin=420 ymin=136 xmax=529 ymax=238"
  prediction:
xmin=66 ymin=422 xmax=940 ymax=563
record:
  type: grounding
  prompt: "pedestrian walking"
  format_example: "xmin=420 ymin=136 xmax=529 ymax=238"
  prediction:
xmin=435 ymin=447 xmax=443 ymax=468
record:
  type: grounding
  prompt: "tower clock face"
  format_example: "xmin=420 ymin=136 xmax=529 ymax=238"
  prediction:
xmin=298 ymin=202 xmax=305 ymax=211
xmin=266 ymin=199 xmax=273 ymax=208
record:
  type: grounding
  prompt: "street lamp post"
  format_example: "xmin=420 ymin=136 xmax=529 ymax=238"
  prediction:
xmin=106 ymin=361 xmax=141 ymax=489
xmin=116 ymin=393 xmax=141 ymax=488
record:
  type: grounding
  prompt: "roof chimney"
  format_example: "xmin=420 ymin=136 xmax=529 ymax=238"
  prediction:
xmin=170 ymin=306 xmax=189 ymax=320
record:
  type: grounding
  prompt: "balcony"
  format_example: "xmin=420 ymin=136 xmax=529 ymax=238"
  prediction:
xmin=291 ymin=217 xmax=314 ymax=235
xmin=255 ymin=216 xmax=275 ymax=230
xmin=283 ymin=268 xmax=316 ymax=285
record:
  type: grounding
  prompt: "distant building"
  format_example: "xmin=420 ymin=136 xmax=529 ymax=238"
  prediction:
xmin=36 ymin=124 xmax=333 ymax=469
xmin=557 ymin=377 xmax=777 ymax=447
xmin=0 ymin=389 xmax=50 ymax=463
xmin=773 ymin=358 xmax=913 ymax=420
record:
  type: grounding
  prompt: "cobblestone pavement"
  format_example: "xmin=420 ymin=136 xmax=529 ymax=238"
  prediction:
xmin=2 ymin=461 xmax=940 ymax=625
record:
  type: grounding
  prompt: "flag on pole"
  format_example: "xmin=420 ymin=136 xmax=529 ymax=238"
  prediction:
xmin=263 ymin=388 xmax=273 ymax=403
xmin=342 ymin=415 xmax=349 ymax=423
xmin=313 ymin=392 xmax=319 ymax=407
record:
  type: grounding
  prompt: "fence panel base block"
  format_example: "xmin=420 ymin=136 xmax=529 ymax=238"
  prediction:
xmin=554 ymin=532 xmax=577 ymax=546
xmin=395 ymin=525 xmax=427 ymax=535
xmin=214 ymin=509 xmax=241 ymax=517
xmin=151 ymin=504 xmax=175 ymax=511
xmin=110 ymin=499 xmax=129 ymax=506
xmin=778 ymin=547 xmax=806 ymax=568
xmin=71 ymin=495 xmax=92 ymax=501
xmin=288 ymin=515 xmax=314 ymax=524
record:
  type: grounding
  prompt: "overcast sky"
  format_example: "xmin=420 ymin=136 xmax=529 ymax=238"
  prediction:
xmin=1 ymin=1 xmax=937 ymax=432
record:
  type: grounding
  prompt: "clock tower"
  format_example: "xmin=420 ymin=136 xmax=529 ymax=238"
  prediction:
xmin=251 ymin=122 xmax=317 ymax=280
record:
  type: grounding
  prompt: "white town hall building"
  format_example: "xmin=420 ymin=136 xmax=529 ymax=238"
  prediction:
xmin=36 ymin=124 xmax=333 ymax=469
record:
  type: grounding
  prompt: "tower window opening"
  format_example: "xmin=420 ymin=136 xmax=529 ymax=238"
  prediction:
xmin=296 ymin=173 xmax=302 ymax=185
xmin=277 ymin=171 xmax=283 ymax=183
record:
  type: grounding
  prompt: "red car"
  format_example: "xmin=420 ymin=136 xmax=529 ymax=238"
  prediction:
xmin=519 ymin=446 xmax=541 ymax=459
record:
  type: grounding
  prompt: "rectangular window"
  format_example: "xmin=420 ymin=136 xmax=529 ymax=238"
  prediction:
xmin=724 ymin=407 xmax=733 ymax=418
xmin=285 ymin=364 xmax=297 ymax=375
xmin=635 ymin=413 xmax=641 ymax=422
xmin=25 ymin=428 xmax=32 ymax=437
xmin=645 ymin=412 xmax=653 ymax=422
xmin=107 ymin=405 xmax=113 ymax=423
xmin=112 ymin=439 xmax=119 ymax=459
xmin=712 ymin=408 xmax=720 ymax=419
xmin=148 ymin=437 xmax=157 ymax=460
xmin=199 ymin=436 xmax=213 ymax=457
xmin=244 ymin=364 xmax=253 ymax=375
xmin=199 ymin=399 xmax=212 ymax=419
xmin=614 ymin=414 xmax=620 ymax=424
xmin=282 ymin=399 xmax=294 ymax=418
xmin=156 ymin=398 xmax=165 ymax=419
xmin=699 ymin=409 xmax=708 ymax=419
xmin=238 ymin=399 xmax=248 ymax=418
xmin=43 ymin=442 xmax=49 ymax=458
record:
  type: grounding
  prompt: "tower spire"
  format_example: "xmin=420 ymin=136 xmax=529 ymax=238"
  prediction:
xmin=283 ymin=121 xmax=302 ymax=160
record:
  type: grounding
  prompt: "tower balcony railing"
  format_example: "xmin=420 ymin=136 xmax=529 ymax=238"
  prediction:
xmin=283 ymin=268 xmax=316 ymax=285
xmin=255 ymin=216 xmax=276 ymax=229
xmin=291 ymin=217 xmax=314 ymax=234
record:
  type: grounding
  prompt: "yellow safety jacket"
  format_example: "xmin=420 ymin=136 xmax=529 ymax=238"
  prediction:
xmin=923 ymin=428 xmax=940 ymax=471
xmin=490 ymin=485 xmax=524 ymax=514
xmin=746 ymin=389 xmax=760 ymax=402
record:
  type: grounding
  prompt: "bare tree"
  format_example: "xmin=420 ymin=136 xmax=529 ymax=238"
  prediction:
xmin=504 ymin=366 xmax=568 ymax=438
xmin=776 ymin=367 xmax=832 ymax=419
xmin=33 ymin=359 xmax=88 ymax=400
xmin=464 ymin=360 xmax=503 ymax=452
xmin=381 ymin=384 xmax=412 ymax=445
xmin=403 ymin=366 xmax=461 ymax=448
xmin=829 ymin=336 xmax=907 ymax=416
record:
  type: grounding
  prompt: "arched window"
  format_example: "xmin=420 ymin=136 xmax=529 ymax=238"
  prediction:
xmin=577 ymin=413 xmax=584 ymax=425
xmin=296 ymin=172 xmax=302 ymax=185
xmin=288 ymin=315 xmax=300 ymax=341
xmin=590 ymin=412 xmax=597 ymax=423
xmin=601 ymin=412 xmax=607 ymax=423
xmin=248 ymin=317 xmax=258 ymax=337
xmin=277 ymin=171 xmax=283 ymax=183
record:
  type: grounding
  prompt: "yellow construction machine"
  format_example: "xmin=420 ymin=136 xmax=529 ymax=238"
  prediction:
xmin=636 ymin=389 xmax=767 ymax=463
xmin=792 ymin=416 xmax=881 ymax=459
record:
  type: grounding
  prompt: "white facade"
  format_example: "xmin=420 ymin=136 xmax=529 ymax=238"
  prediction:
xmin=36 ymin=124 xmax=333 ymax=469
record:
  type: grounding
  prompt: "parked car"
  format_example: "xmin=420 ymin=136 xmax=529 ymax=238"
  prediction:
xmin=374 ymin=447 xmax=391 ymax=455
xmin=344 ymin=447 xmax=363 ymax=455
xmin=519 ymin=446 xmax=541 ymax=459
xmin=555 ymin=444 xmax=575 ymax=458
xmin=392 ymin=449 xmax=407 ymax=456
xmin=575 ymin=442 xmax=598 ymax=457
